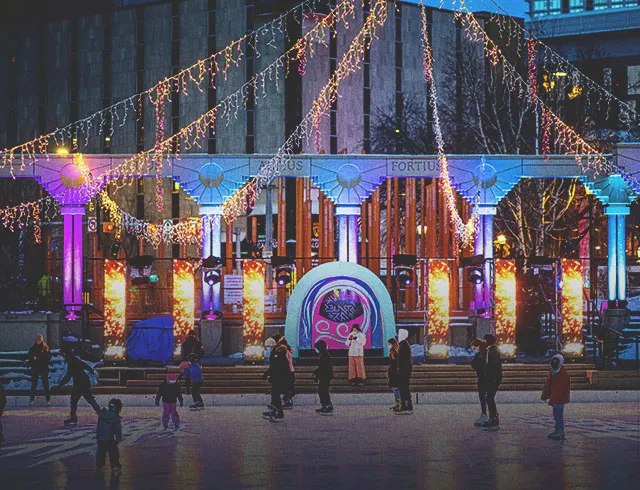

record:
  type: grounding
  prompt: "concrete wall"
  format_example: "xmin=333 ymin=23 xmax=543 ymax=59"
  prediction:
xmin=0 ymin=314 xmax=60 ymax=351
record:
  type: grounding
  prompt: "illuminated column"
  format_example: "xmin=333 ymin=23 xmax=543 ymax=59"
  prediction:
xmin=605 ymin=205 xmax=630 ymax=303
xmin=201 ymin=206 xmax=222 ymax=311
xmin=104 ymin=260 xmax=126 ymax=360
xmin=561 ymin=259 xmax=584 ymax=357
xmin=61 ymin=205 xmax=85 ymax=311
xmin=427 ymin=259 xmax=449 ymax=360
xmin=243 ymin=260 xmax=265 ymax=361
xmin=473 ymin=217 xmax=484 ymax=310
xmin=494 ymin=260 xmax=516 ymax=358
xmin=173 ymin=260 xmax=195 ymax=348
xmin=336 ymin=205 xmax=360 ymax=263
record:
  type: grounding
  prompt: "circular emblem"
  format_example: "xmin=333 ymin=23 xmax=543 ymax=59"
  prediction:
xmin=472 ymin=163 xmax=497 ymax=189
xmin=199 ymin=163 xmax=225 ymax=189
xmin=336 ymin=164 xmax=362 ymax=189
xmin=60 ymin=163 xmax=86 ymax=189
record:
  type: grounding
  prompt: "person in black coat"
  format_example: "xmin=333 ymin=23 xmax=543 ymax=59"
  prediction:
xmin=55 ymin=349 xmax=101 ymax=425
xmin=395 ymin=329 xmax=413 ymax=414
xmin=27 ymin=335 xmax=51 ymax=406
xmin=480 ymin=334 xmax=503 ymax=430
xmin=262 ymin=342 xmax=289 ymax=422
xmin=0 ymin=380 xmax=7 ymax=445
xmin=313 ymin=340 xmax=334 ymax=415
xmin=180 ymin=330 xmax=204 ymax=361
xmin=470 ymin=338 xmax=489 ymax=426
xmin=387 ymin=338 xmax=400 ymax=410
xmin=155 ymin=374 xmax=184 ymax=430
xmin=96 ymin=398 xmax=123 ymax=472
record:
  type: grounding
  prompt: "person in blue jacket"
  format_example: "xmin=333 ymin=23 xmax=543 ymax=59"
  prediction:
xmin=96 ymin=398 xmax=123 ymax=473
xmin=182 ymin=354 xmax=204 ymax=409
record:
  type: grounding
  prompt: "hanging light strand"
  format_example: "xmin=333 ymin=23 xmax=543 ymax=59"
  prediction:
xmin=0 ymin=0 xmax=322 ymax=177
xmin=221 ymin=0 xmax=390 ymax=223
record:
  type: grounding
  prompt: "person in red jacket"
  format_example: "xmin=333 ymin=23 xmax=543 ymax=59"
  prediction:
xmin=541 ymin=354 xmax=570 ymax=440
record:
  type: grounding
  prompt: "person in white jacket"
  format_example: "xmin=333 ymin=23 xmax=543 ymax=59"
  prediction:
xmin=345 ymin=325 xmax=367 ymax=386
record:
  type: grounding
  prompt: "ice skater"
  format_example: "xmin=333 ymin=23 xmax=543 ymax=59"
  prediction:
xmin=541 ymin=354 xmax=570 ymax=440
xmin=386 ymin=338 xmax=400 ymax=411
xmin=394 ymin=329 xmax=413 ymax=414
xmin=261 ymin=338 xmax=289 ymax=422
xmin=346 ymin=325 xmax=366 ymax=386
xmin=182 ymin=354 xmax=204 ymax=409
xmin=470 ymin=338 xmax=489 ymax=426
xmin=278 ymin=337 xmax=296 ymax=409
xmin=27 ymin=335 xmax=51 ymax=407
xmin=313 ymin=340 xmax=334 ymax=415
xmin=96 ymin=398 xmax=123 ymax=473
xmin=0 ymin=378 xmax=7 ymax=445
xmin=480 ymin=334 xmax=502 ymax=431
xmin=155 ymin=373 xmax=183 ymax=430
xmin=54 ymin=348 xmax=101 ymax=426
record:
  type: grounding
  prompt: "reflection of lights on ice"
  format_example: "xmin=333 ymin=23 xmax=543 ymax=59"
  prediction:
xmin=498 ymin=343 xmax=517 ymax=357
xmin=243 ymin=261 xmax=265 ymax=360
xmin=495 ymin=260 xmax=516 ymax=347
xmin=104 ymin=260 xmax=126 ymax=354
xmin=428 ymin=344 xmax=448 ymax=358
xmin=563 ymin=342 xmax=584 ymax=356
xmin=105 ymin=345 xmax=126 ymax=360
xmin=561 ymin=259 xmax=583 ymax=349
xmin=173 ymin=260 xmax=195 ymax=345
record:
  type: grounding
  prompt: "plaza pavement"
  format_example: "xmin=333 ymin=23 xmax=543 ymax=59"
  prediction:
xmin=0 ymin=392 xmax=638 ymax=490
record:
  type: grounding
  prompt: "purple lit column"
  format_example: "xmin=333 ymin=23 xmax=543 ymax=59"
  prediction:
xmin=201 ymin=206 xmax=222 ymax=311
xmin=61 ymin=205 xmax=85 ymax=310
xmin=474 ymin=216 xmax=484 ymax=311
xmin=336 ymin=205 xmax=360 ymax=263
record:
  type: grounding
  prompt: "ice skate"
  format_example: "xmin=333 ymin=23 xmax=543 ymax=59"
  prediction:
xmin=46 ymin=401 xmax=52 ymax=407
xmin=282 ymin=399 xmax=294 ymax=410
xmin=389 ymin=399 xmax=400 ymax=411
xmin=547 ymin=429 xmax=565 ymax=440
xmin=480 ymin=415 xmax=500 ymax=431
xmin=262 ymin=410 xmax=275 ymax=420
xmin=319 ymin=406 xmax=334 ymax=416
xmin=268 ymin=411 xmax=284 ymax=423
xmin=111 ymin=465 xmax=122 ymax=475
xmin=63 ymin=416 xmax=78 ymax=426
xmin=474 ymin=414 xmax=489 ymax=427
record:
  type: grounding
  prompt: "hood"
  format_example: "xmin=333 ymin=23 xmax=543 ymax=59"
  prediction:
xmin=551 ymin=354 xmax=564 ymax=375
xmin=264 ymin=338 xmax=277 ymax=348
xmin=397 ymin=329 xmax=409 ymax=342
xmin=100 ymin=408 xmax=120 ymax=421
xmin=314 ymin=340 xmax=328 ymax=353
xmin=166 ymin=374 xmax=178 ymax=383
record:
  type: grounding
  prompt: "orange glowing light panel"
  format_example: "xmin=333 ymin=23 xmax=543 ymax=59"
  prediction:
xmin=243 ymin=260 xmax=266 ymax=360
xmin=562 ymin=259 xmax=583 ymax=355
xmin=495 ymin=260 xmax=516 ymax=354
xmin=173 ymin=260 xmax=195 ymax=344
xmin=104 ymin=260 xmax=126 ymax=359
xmin=427 ymin=259 xmax=449 ymax=358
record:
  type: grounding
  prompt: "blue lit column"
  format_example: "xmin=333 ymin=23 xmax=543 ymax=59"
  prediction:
xmin=336 ymin=205 xmax=360 ymax=263
xmin=605 ymin=204 xmax=630 ymax=303
xmin=201 ymin=205 xmax=222 ymax=311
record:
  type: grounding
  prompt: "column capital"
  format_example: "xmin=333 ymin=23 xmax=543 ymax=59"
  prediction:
xmin=476 ymin=204 xmax=497 ymax=216
xmin=200 ymin=205 xmax=223 ymax=216
xmin=60 ymin=205 xmax=86 ymax=215
xmin=604 ymin=204 xmax=631 ymax=216
xmin=335 ymin=205 xmax=361 ymax=216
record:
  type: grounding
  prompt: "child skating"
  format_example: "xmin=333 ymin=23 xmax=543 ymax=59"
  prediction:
xmin=96 ymin=398 xmax=123 ymax=473
xmin=541 ymin=354 xmax=571 ymax=440
xmin=155 ymin=374 xmax=184 ymax=430
xmin=182 ymin=354 xmax=204 ymax=410
xmin=312 ymin=340 xmax=334 ymax=415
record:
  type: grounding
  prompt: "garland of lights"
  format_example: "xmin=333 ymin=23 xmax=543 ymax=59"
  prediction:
xmin=87 ymin=0 xmax=358 ymax=196
xmin=221 ymin=0 xmax=390 ymax=223
xmin=0 ymin=0 xmax=323 ymax=177
xmin=420 ymin=1 xmax=478 ymax=246
xmin=0 ymin=196 xmax=59 ymax=243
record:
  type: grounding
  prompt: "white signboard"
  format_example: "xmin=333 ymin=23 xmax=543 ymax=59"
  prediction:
xmin=224 ymin=275 xmax=244 ymax=304
xmin=224 ymin=275 xmax=243 ymax=288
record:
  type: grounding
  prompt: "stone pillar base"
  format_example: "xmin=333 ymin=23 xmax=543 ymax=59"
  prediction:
xmin=200 ymin=319 xmax=223 ymax=358
xmin=604 ymin=308 xmax=629 ymax=334
xmin=475 ymin=317 xmax=493 ymax=340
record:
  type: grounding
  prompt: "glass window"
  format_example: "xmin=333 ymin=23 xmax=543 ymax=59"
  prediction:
xmin=594 ymin=0 xmax=609 ymax=10
xmin=569 ymin=0 xmax=584 ymax=11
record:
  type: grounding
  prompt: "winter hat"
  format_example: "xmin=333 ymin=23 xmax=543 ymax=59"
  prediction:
xmin=264 ymin=338 xmax=277 ymax=348
xmin=166 ymin=373 xmax=178 ymax=383
xmin=397 ymin=329 xmax=409 ymax=342
xmin=108 ymin=398 xmax=123 ymax=414
xmin=179 ymin=361 xmax=190 ymax=371
xmin=483 ymin=334 xmax=496 ymax=346
xmin=551 ymin=354 xmax=564 ymax=375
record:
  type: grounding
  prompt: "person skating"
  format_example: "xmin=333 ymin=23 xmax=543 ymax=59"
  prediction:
xmin=541 ymin=354 xmax=571 ymax=440
xmin=182 ymin=354 xmax=204 ymax=409
xmin=180 ymin=330 xmax=204 ymax=361
xmin=387 ymin=338 xmax=401 ymax=411
xmin=345 ymin=325 xmax=367 ymax=386
xmin=278 ymin=337 xmax=296 ymax=409
xmin=313 ymin=340 xmax=334 ymax=415
xmin=261 ymin=338 xmax=289 ymax=422
xmin=470 ymin=338 xmax=489 ymax=426
xmin=155 ymin=374 xmax=183 ymax=430
xmin=480 ymin=334 xmax=502 ymax=430
xmin=54 ymin=349 xmax=101 ymax=426
xmin=27 ymin=335 xmax=51 ymax=407
xmin=394 ymin=329 xmax=413 ymax=414
xmin=0 ymin=378 xmax=7 ymax=445
xmin=96 ymin=398 xmax=123 ymax=473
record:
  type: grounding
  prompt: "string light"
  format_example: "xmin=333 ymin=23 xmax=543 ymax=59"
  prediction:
xmin=222 ymin=0 xmax=389 ymax=223
xmin=0 ymin=196 xmax=59 ymax=241
xmin=421 ymin=0 xmax=477 ymax=246
xmin=0 ymin=0 xmax=326 ymax=177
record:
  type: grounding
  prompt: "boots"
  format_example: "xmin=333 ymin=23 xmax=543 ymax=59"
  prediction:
xmin=547 ymin=428 xmax=565 ymax=440
xmin=389 ymin=399 xmax=401 ymax=410
xmin=481 ymin=414 xmax=500 ymax=431
xmin=64 ymin=415 xmax=78 ymax=426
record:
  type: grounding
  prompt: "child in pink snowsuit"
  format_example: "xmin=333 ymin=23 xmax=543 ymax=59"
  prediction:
xmin=155 ymin=374 xmax=183 ymax=430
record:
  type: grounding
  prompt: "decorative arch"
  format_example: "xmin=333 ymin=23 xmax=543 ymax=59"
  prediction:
xmin=284 ymin=261 xmax=396 ymax=358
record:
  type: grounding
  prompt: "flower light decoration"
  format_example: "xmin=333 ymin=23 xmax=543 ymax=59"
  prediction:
xmin=561 ymin=259 xmax=584 ymax=357
xmin=243 ymin=260 xmax=266 ymax=361
xmin=104 ymin=260 xmax=127 ymax=360
xmin=173 ymin=260 xmax=195 ymax=349
xmin=427 ymin=259 xmax=450 ymax=359
xmin=494 ymin=260 xmax=517 ymax=358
